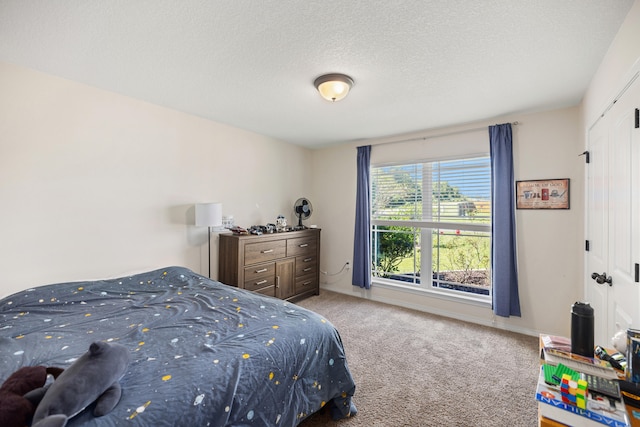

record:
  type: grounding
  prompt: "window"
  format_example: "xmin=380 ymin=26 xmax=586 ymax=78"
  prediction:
xmin=371 ymin=156 xmax=491 ymax=299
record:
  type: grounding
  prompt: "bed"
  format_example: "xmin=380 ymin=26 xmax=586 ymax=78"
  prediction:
xmin=0 ymin=266 xmax=357 ymax=426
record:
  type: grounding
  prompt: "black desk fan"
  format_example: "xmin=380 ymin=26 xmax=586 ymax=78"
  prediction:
xmin=293 ymin=198 xmax=313 ymax=229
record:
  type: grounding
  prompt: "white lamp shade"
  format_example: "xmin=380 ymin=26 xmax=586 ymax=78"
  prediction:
xmin=195 ymin=203 xmax=222 ymax=227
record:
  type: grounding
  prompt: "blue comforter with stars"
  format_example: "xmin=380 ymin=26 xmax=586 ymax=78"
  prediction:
xmin=0 ymin=266 xmax=357 ymax=426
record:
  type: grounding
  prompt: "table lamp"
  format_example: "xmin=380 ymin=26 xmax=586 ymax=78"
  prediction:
xmin=195 ymin=202 xmax=223 ymax=278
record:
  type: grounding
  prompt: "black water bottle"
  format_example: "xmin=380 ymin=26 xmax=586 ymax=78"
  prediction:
xmin=571 ymin=302 xmax=594 ymax=357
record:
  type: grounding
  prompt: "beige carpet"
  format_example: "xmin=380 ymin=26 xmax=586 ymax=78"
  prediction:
xmin=296 ymin=291 xmax=540 ymax=426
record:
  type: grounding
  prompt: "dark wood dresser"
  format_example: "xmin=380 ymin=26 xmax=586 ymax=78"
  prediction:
xmin=218 ymin=228 xmax=320 ymax=301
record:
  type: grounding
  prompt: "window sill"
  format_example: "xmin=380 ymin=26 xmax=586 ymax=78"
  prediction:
xmin=371 ymin=277 xmax=492 ymax=308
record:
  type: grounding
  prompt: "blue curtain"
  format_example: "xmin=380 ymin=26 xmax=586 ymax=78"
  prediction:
xmin=352 ymin=145 xmax=372 ymax=289
xmin=489 ymin=124 xmax=521 ymax=317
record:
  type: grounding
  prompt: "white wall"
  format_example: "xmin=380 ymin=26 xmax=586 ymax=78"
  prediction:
xmin=312 ymin=107 xmax=584 ymax=337
xmin=582 ymin=0 xmax=640 ymax=129
xmin=3 ymin=0 xmax=638 ymax=336
xmin=578 ymin=1 xmax=640 ymax=338
xmin=0 ymin=62 xmax=312 ymax=297
xmin=312 ymin=0 xmax=640 ymax=338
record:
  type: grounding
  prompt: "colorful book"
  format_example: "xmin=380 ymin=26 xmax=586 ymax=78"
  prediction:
xmin=543 ymin=347 xmax=619 ymax=380
xmin=539 ymin=334 xmax=619 ymax=380
xmin=536 ymin=366 xmax=630 ymax=427
xmin=540 ymin=334 xmax=573 ymax=353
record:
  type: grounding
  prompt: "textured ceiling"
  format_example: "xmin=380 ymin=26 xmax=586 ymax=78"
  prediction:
xmin=0 ymin=1 xmax=634 ymax=148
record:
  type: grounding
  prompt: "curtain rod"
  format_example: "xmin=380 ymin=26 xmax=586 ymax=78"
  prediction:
xmin=365 ymin=121 xmax=519 ymax=148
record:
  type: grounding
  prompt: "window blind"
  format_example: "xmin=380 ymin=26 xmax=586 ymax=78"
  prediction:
xmin=372 ymin=157 xmax=491 ymax=225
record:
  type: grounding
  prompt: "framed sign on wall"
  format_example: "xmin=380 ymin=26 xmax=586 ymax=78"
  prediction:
xmin=515 ymin=178 xmax=569 ymax=209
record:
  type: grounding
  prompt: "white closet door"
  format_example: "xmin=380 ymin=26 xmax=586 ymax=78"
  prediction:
xmin=608 ymin=77 xmax=640 ymax=338
xmin=586 ymin=113 xmax=610 ymax=345
xmin=586 ymin=75 xmax=640 ymax=345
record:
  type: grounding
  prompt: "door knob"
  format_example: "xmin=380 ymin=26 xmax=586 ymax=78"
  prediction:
xmin=591 ymin=272 xmax=613 ymax=286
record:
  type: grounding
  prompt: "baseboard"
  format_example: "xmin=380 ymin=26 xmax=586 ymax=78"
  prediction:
xmin=320 ymin=284 xmax=540 ymax=338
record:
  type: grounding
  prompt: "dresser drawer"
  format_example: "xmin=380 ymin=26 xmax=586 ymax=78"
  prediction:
xmin=245 ymin=240 xmax=286 ymax=265
xmin=253 ymin=284 xmax=276 ymax=297
xmin=295 ymin=273 xmax=317 ymax=294
xmin=245 ymin=276 xmax=276 ymax=292
xmin=287 ymin=237 xmax=317 ymax=257
xmin=295 ymin=255 xmax=317 ymax=276
xmin=244 ymin=262 xmax=275 ymax=282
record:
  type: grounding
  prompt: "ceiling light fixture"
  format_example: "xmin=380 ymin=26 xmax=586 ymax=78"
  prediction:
xmin=314 ymin=73 xmax=354 ymax=102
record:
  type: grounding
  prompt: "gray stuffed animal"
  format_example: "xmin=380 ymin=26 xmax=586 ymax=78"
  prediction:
xmin=29 ymin=341 xmax=130 ymax=427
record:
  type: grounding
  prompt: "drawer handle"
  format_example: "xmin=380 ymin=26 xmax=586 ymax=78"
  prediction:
xmin=303 ymin=267 xmax=312 ymax=272
xmin=255 ymin=268 xmax=268 ymax=273
xmin=261 ymin=249 xmax=274 ymax=254
xmin=255 ymin=280 xmax=268 ymax=285
xmin=303 ymin=257 xmax=313 ymax=262
xmin=301 ymin=281 xmax=312 ymax=286
xmin=298 ymin=243 xmax=309 ymax=248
